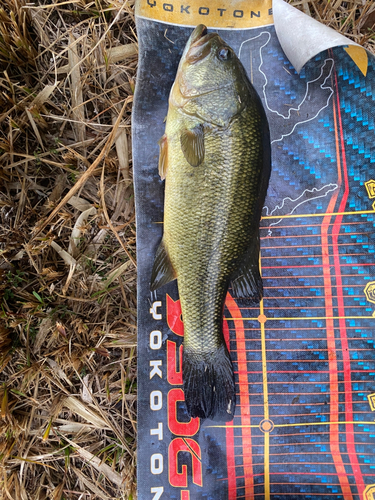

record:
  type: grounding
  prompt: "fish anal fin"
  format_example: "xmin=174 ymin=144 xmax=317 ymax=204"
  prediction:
xmin=150 ymin=239 xmax=176 ymax=291
xmin=230 ymin=234 xmax=263 ymax=304
xmin=180 ymin=124 xmax=205 ymax=167
xmin=231 ymin=266 xmax=263 ymax=304
xmin=158 ymin=134 xmax=168 ymax=180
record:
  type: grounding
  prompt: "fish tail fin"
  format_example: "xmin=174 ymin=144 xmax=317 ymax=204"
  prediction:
xmin=183 ymin=344 xmax=236 ymax=421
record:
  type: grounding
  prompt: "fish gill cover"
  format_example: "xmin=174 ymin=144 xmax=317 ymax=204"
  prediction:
xmin=133 ymin=1 xmax=375 ymax=499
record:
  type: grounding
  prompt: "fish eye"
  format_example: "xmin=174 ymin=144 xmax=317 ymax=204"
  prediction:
xmin=217 ymin=47 xmax=229 ymax=60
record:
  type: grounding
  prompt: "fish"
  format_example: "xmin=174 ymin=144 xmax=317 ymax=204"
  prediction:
xmin=150 ymin=24 xmax=271 ymax=421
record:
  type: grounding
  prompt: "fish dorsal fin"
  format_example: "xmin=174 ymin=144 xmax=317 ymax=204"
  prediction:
xmin=230 ymin=233 xmax=263 ymax=304
xmin=180 ymin=124 xmax=205 ymax=167
xmin=158 ymin=134 xmax=168 ymax=180
xmin=150 ymin=239 xmax=176 ymax=291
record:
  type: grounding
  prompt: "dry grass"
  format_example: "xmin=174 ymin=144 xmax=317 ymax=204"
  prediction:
xmin=0 ymin=0 xmax=374 ymax=499
xmin=0 ymin=0 xmax=137 ymax=498
xmin=291 ymin=0 xmax=375 ymax=52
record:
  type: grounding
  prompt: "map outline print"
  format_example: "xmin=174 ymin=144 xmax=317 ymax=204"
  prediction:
xmin=268 ymin=57 xmax=335 ymax=145
xmin=263 ymin=183 xmax=339 ymax=235
xmin=237 ymin=30 xmax=335 ymax=145
xmin=236 ymin=30 xmax=342 ymax=235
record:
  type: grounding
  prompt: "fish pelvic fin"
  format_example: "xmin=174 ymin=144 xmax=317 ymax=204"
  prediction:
xmin=150 ymin=239 xmax=176 ymax=291
xmin=183 ymin=344 xmax=235 ymax=421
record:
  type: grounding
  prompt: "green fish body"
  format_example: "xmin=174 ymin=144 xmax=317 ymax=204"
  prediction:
xmin=151 ymin=25 xmax=271 ymax=421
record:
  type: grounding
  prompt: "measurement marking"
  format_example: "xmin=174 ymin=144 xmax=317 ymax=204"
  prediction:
xmin=260 ymin=219 xmax=375 ymax=231
xmin=259 ymin=296 xmax=270 ymax=500
xmin=235 ymin=401 xmax=372 ymax=407
xmin=238 ymin=304 xmax=369 ymax=310
xmin=246 ymin=444 xmax=375 ymax=451
xmin=225 ymin=315 xmax=375 ymax=321
xmin=208 ymin=420 xmax=375 ymax=429
xmin=232 ymin=379 xmax=375 ymax=386
xmin=262 ymin=209 xmax=375 ymax=220
xmin=263 ymin=262 xmax=375 ymax=270
xmin=261 ymin=251 xmax=372 ymax=260
xmin=234 ymin=359 xmax=374 ymax=365
xmin=262 ymin=273 xmax=370 ymax=279
xmin=261 ymin=229 xmax=373 ymax=240
xmin=234 ymin=369 xmax=375 ymax=374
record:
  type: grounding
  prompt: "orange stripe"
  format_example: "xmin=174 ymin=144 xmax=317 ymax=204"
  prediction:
xmin=320 ymin=83 xmax=353 ymax=499
xmin=332 ymin=65 xmax=365 ymax=496
xmin=225 ymin=293 xmax=254 ymax=499
xmin=223 ymin=318 xmax=237 ymax=499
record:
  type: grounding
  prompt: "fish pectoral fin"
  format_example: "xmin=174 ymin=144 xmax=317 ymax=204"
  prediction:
xmin=150 ymin=239 xmax=176 ymax=291
xmin=158 ymin=134 xmax=168 ymax=180
xmin=230 ymin=233 xmax=263 ymax=303
xmin=180 ymin=124 xmax=205 ymax=167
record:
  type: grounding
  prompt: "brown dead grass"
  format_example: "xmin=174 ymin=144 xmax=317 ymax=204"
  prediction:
xmin=292 ymin=0 xmax=375 ymax=52
xmin=0 ymin=0 xmax=374 ymax=499
xmin=0 ymin=0 xmax=137 ymax=498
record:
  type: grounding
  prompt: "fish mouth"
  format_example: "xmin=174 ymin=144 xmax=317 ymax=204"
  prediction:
xmin=186 ymin=24 xmax=218 ymax=64
xmin=188 ymin=24 xmax=208 ymax=46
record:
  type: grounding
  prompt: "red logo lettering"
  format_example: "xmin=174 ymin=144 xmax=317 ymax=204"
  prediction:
xmin=169 ymin=438 xmax=203 ymax=487
xmin=167 ymin=340 xmax=183 ymax=385
xmin=167 ymin=295 xmax=184 ymax=336
xmin=168 ymin=388 xmax=199 ymax=436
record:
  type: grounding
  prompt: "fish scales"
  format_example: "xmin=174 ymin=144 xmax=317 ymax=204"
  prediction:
xmin=165 ymin=115 xmax=263 ymax=349
xmin=151 ymin=24 xmax=271 ymax=421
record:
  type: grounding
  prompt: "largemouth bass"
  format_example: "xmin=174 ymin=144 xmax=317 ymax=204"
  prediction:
xmin=151 ymin=25 xmax=271 ymax=421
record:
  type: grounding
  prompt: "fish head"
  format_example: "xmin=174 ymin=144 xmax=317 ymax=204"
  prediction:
xmin=171 ymin=25 xmax=251 ymax=126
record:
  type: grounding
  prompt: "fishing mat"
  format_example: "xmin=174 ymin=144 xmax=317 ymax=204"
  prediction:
xmin=133 ymin=1 xmax=375 ymax=498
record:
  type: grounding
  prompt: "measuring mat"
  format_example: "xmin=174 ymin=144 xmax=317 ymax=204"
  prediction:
xmin=133 ymin=1 xmax=375 ymax=498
